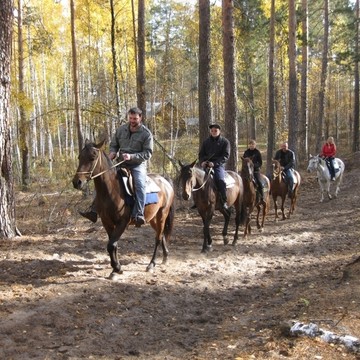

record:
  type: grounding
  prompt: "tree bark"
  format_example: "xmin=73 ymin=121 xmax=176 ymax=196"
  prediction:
xmin=354 ymin=0 xmax=360 ymax=153
xmin=222 ymin=0 xmax=238 ymax=171
xmin=0 ymin=0 xmax=16 ymax=238
xmin=299 ymin=0 xmax=309 ymax=165
xmin=17 ymin=0 xmax=30 ymax=189
xmin=137 ymin=0 xmax=146 ymax=121
xmin=198 ymin=0 xmax=212 ymax=147
xmin=70 ymin=0 xmax=83 ymax=151
xmin=288 ymin=0 xmax=298 ymax=155
xmin=315 ymin=0 xmax=329 ymax=153
xmin=266 ymin=0 xmax=276 ymax=177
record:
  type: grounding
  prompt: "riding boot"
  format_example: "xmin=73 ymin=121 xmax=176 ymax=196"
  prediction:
xmin=79 ymin=200 xmax=98 ymax=223
xmin=258 ymin=185 xmax=264 ymax=201
xmin=220 ymin=192 xmax=229 ymax=210
xmin=287 ymin=184 xmax=293 ymax=198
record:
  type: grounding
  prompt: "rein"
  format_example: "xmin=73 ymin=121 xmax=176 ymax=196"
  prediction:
xmin=192 ymin=168 xmax=212 ymax=192
xmin=76 ymin=148 xmax=125 ymax=180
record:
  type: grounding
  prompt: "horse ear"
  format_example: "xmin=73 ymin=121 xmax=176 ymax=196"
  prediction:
xmin=240 ymin=156 xmax=244 ymax=161
xmin=178 ymin=160 xmax=184 ymax=168
xmin=190 ymin=160 xmax=197 ymax=168
xmin=95 ymin=138 xmax=106 ymax=149
xmin=309 ymin=154 xmax=312 ymax=158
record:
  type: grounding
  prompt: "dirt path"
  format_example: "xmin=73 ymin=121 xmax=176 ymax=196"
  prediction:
xmin=1 ymin=156 xmax=360 ymax=359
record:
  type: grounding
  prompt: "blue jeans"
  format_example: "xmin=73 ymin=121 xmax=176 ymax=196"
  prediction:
xmin=127 ymin=162 xmax=147 ymax=218
xmin=283 ymin=168 xmax=294 ymax=191
xmin=213 ymin=166 xmax=227 ymax=201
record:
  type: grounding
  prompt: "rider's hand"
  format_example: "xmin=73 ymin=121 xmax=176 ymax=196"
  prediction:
xmin=208 ymin=162 xmax=214 ymax=168
xmin=109 ymin=152 xmax=117 ymax=160
xmin=122 ymin=153 xmax=131 ymax=161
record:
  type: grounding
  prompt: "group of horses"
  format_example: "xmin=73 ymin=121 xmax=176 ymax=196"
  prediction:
xmin=72 ymin=140 xmax=345 ymax=279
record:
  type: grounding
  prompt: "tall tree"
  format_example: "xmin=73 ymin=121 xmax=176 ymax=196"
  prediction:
xmin=354 ymin=0 xmax=360 ymax=153
xmin=315 ymin=0 xmax=329 ymax=153
xmin=0 ymin=0 xmax=16 ymax=238
xmin=266 ymin=0 xmax=276 ymax=177
xmin=110 ymin=0 xmax=121 ymax=122
xmin=137 ymin=0 xmax=146 ymax=120
xmin=299 ymin=0 xmax=309 ymax=164
xmin=288 ymin=0 xmax=298 ymax=154
xmin=222 ymin=0 xmax=237 ymax=171
xmin=17 ymin=0 xmax=30 ymax=189
xmin=198 ymin=0 xmax=212 ymax=146
xmin=70 ymin=0 xmax=83 ymax=151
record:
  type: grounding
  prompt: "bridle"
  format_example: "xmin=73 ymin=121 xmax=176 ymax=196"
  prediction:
xmin=192 ymin=167 xmax=212 ymax=192
xmin=76 ymin=147 xmax=125 ymax=180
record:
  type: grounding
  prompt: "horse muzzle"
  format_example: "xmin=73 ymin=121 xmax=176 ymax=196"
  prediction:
xmin=182 ymin=192 xmax=191 ymax=201
xmin=72 ymin=176 xmax=87 ymax=190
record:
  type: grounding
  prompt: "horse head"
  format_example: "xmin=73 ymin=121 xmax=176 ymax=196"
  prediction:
xmin=240 ymin=156 xmax=255 ymax=182
xmin=271 ymin=159 xmax=282 ymax=180
xmin=307 ymin=154 xmax=320 ymax=173
xmin=72 ymin=139 xmax=106 ymax=190
xmin=179 ymin=160 xmax=197 ymax=200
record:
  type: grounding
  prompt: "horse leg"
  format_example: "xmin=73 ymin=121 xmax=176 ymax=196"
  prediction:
xmin=106 ymin=222 xmax=129 ymax=279
xmin=232 ymin=199 xmax=244 ymax=246
xmin=326 ymin=181 xmax=332 ymax=200
xmin=319 ymin=180 xmax=325 ymax=202
xmin=201 ymin=216 xmax=213 ymax=253
xmin=334 ymin=178 xmax=341 ymax=198
xmin=256 ymin=204 xmax=262 ymax=230
xmin=221 ymin=208 xmax=231 ymax=245
xmin=281 ymin=196 xmax=286 ymax=220
xmin=146 ymin=215 xmax=169 ymax=272
xmin=273 ymin=196 xmax=279 ymax=221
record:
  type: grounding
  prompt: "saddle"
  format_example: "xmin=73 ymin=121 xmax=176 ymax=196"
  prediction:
xmin=206 ymin=168 xmax=236 ymax=188
xmin=118 ymin=168 xmax=160 ymax=206
xmin=324 ymin=158 xmax=339 ymax=172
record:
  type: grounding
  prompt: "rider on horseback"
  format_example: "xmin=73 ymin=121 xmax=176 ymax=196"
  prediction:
xmin=199 ymin=124 xmax=230 ymax=210
xmin=320 ymin=136 xmax=337 ymax=181
xmin=274 ymin=142 xmax=296 ymax=197
xmin=243 ymin=139 xmax=264 ymax=200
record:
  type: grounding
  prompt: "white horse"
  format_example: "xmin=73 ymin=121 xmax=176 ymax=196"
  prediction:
xmin=307 ymin=154 xmax=345 ymax=202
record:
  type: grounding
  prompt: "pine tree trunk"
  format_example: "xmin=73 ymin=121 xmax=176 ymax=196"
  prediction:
xmin=222 ymin=0 xmax=238 ymax=171
xmin=0 ymin=0 xmax=16 ymax=238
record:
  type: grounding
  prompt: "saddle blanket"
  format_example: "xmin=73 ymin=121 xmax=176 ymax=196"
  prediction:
xmin=122 ymin=175 xmax=160 ymax=206
xmin=224 ymin=172 xmax=236 ymax=188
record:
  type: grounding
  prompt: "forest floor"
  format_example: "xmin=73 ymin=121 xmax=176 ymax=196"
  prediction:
xmin=1 ymin=153 xmax=360 ymax=360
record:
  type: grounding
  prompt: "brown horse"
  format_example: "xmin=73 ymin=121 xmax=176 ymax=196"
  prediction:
xmin=72 ymin=140 xmax=175 ymax=278
xmin=240 ymin=157 xmax=270 ymax=237
xmin=270 ymin=159 xmax=301 ymax=221
xmin=178 ymin=160 xmax=246 ymax=252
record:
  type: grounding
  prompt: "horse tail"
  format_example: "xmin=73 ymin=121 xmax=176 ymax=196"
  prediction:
xmin=164 ymin=199 xmax=175 ymax=241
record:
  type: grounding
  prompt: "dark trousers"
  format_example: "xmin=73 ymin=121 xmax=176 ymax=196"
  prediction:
xmin=327 ymin=157 xmax=335 ymax=178
xmin=213 ymin=166 xmax=227 ymax=202
xmin=283 ymin=168 xmax=294 ymax=191
xmin=254 ymin=171 xmax=264 ymax=197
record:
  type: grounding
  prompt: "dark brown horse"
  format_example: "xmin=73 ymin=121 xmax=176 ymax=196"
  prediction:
xmin=72 ymin=140 xmax=175 ymax=278
xmin=270 ymin=159 xmax=301 ymax=221
xmin=179 ymin=160 xmax=246 ymax=252
xmin=240 ymin=157 xmax=270 ymax=237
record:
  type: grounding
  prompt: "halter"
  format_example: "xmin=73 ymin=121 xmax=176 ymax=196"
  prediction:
xmin=76 ymin=147 xmax=125 ymax=180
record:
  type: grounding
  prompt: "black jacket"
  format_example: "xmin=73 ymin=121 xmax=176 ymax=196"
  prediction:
xmin=243 ymin=148 xmax=263 ymax=171
xmin=199 ymin=135 xmax=230 ymax=167
xmin=274 ymin=149 xmax=296 ymax=171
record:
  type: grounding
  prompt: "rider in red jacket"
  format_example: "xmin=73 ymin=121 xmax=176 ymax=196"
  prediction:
xmin=320 ymin=136 xmax=336 ymax=181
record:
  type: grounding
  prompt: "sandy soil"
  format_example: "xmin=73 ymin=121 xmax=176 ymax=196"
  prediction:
xmin=0 ymin=154 xmax=360 ymax=360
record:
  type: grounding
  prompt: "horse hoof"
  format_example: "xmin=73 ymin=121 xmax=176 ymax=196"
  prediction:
xmin=223 ymin=236 xmax=229 ymax=245
xmin=108 ymin=271 xmax=122 ymax=281
xmin=146 ymin=263 xmax=155 ymax=272
xmin=259 ymin=228 xmax=264 ymax=233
